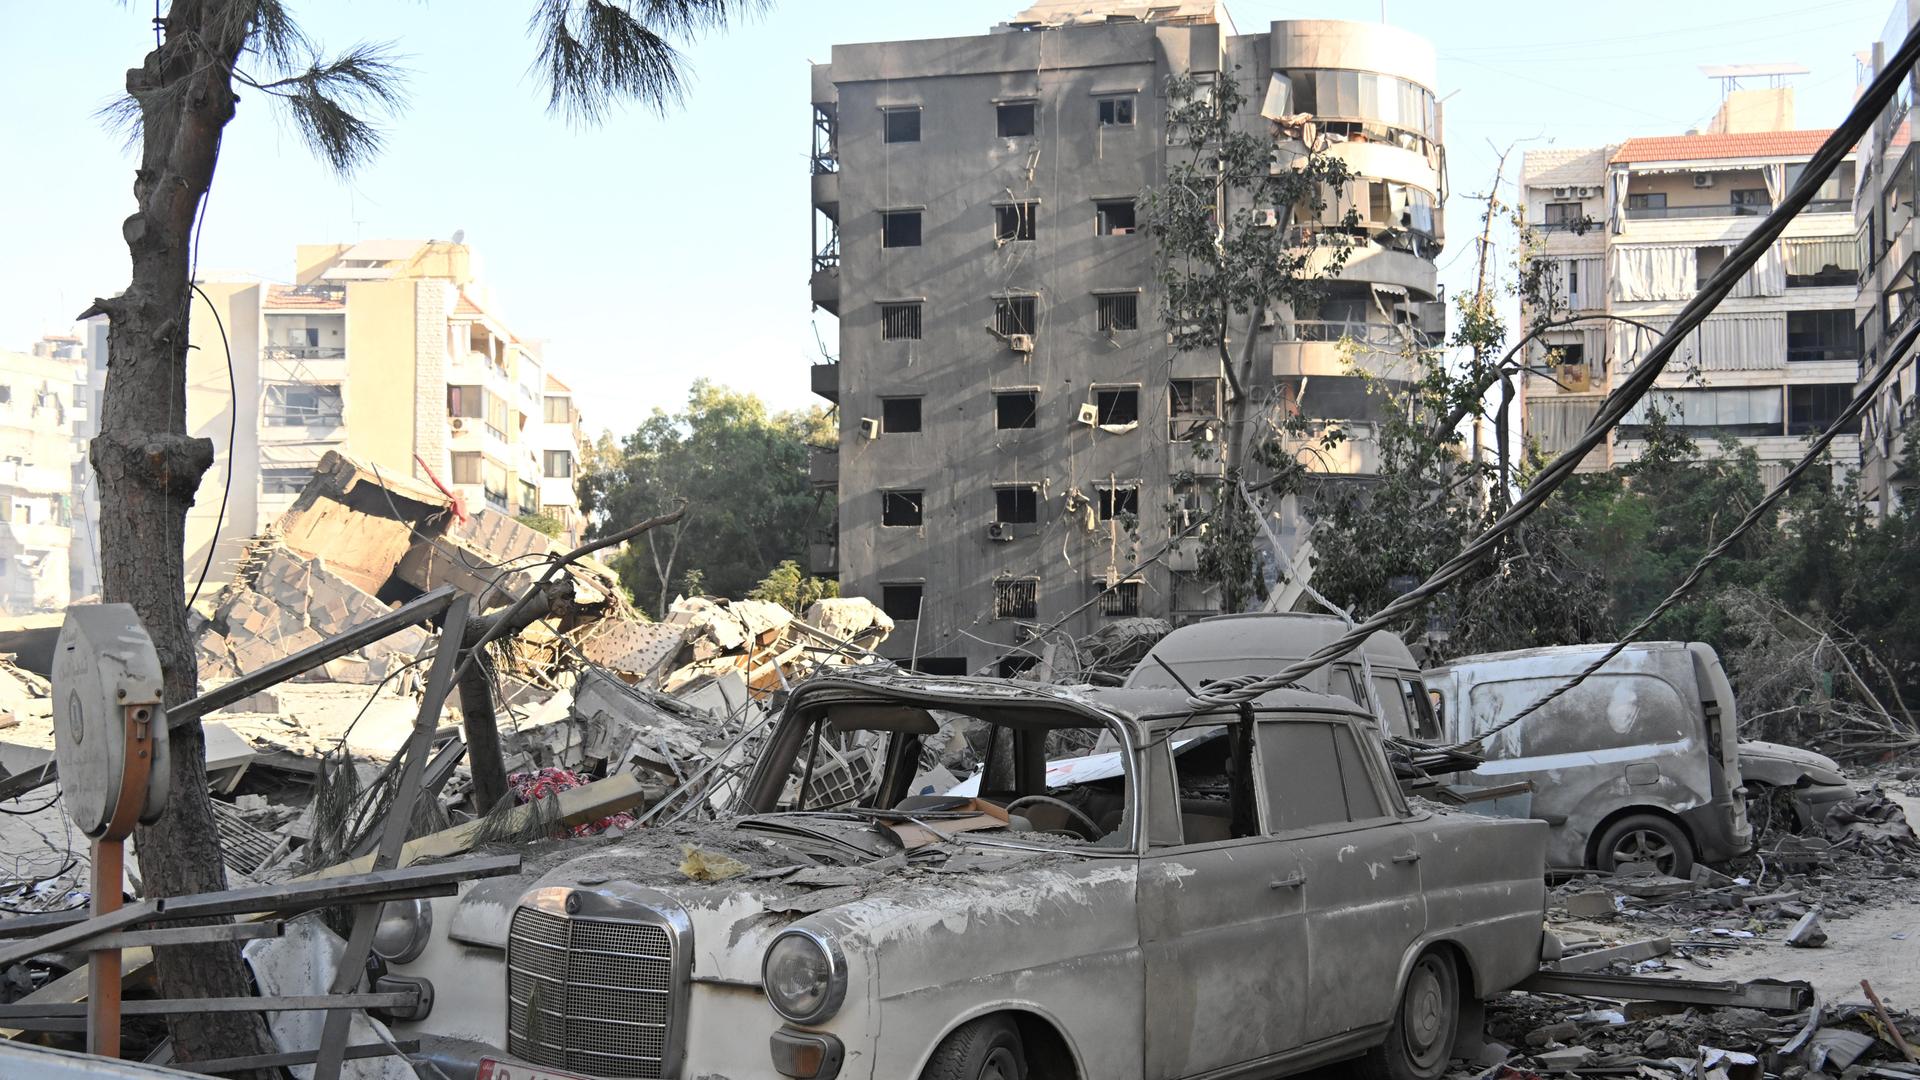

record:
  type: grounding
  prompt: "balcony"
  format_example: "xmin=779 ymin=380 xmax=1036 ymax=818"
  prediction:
xmin=810 ymin=362 xmax=839 ymax=403
xmin=810 ymin=264 xmax=840 ymax=315
xmin=1273 ymin=318 xmax=1437 ymax=381
xmin=263 ymin=345 xmax=346 ymax=360
xmin=812 ymin=171 xmax=839 ymax=220
xmin=809 ymin=446 xmax=838 ymax=489
xmin=1626 ymin=202 xmax=1768 ymax=221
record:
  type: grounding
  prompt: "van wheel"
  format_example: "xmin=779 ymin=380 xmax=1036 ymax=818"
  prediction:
xmin=923 ymin=1016 xmax=1027 ymax=1080
xmin=1358 ymin=948 xmax=1459 ymax=1080
xmin=1594 ymin=814 xmax=1695 ymax=878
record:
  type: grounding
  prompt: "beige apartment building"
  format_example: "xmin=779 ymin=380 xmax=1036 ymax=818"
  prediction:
xmin=1856 ymin=1 xmax=1920 ymax=516
xmin=0 ymin=339 xmax=87 ymax=614
xmin=80 ymin=239 xmax=586 ymax=586
xmin=1520 ymin=88 xmax=1861 ymax=486
xmin=809 ymin=2 xmax=1446 ymax=674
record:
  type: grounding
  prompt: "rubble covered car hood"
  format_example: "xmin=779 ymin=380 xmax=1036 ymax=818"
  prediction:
xmin=1737 ymin=741 xmax=1848 ymax=788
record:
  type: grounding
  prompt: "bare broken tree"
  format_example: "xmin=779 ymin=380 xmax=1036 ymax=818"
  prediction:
xmin=80 ymin=0 xmax=763 ymax=1065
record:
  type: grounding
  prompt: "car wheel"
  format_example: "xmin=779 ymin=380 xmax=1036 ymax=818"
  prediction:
xmin=1593 ymin=813 xmax=1695 ymax=878
xmin=922 ymin=1015 xmax=1027 ymax=1080
xmin=1358 ymin=948 xmax=1460 ymax=1080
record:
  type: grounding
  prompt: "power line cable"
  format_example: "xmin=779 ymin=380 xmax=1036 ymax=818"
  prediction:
xmin=186 ymin=282 xmax=237 ymax=611
xmin=1181 ymin=15 xmax=1920 ymax=713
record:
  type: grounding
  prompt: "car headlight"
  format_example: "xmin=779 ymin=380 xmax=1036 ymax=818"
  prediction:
xmin=762 ymin=928 xmax=846 ymax=1025
xmin=371 ymin=898 xmax=433 ymax=964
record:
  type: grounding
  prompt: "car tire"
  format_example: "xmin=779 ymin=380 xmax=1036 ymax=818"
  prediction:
xmin=1593 ymin=813 xmax=1695 ymax=878
xmin=922 ymin=1015 xmax=1028 ymax=1080
xmin=1358 ymin=948 xmax=1460 ymax=1080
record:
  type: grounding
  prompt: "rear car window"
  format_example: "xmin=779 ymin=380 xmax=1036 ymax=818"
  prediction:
xmin=1257 ymin=720 xmax=1383 ymax=832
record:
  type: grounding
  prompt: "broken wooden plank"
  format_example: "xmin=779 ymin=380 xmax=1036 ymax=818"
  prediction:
xmin=0 ymin=854 xmax=521 ymax=941
xmin=1556 ymin=936 xmax=1671 ymax=973
xmin=88 ymin=922 xmax=284 ymax=951
xmin=0 ymin=992 xmax=416 ymax=1021
xmin=172 ymin=586 xmax=457 ymax=728
xmin=1517 ymin=970 xmax=1814 ymax=1012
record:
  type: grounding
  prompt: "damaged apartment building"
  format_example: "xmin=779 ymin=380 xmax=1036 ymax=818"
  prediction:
xmin=807 ymin=1 xmax=1448 ymax=675
xmin=1519 ymin=74 xmax=1864 ymax=485
xmin=86 ymin=239 xmax=588 ymax=589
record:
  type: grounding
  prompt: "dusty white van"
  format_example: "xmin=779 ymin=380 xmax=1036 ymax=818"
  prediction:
xmin=1424 ymin=642 xmax=1752 ymax=876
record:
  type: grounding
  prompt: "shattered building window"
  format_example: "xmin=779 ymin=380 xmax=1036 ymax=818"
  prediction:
xmin=994 ymin=484 xmax=1039 ymax=524
xmin=260 ymin=466 xmax=313 ymax=495
xmin=1096 ymin=199 xmax=1137 ymax=235
xmin=882 ymin=210 xmax=923 ymax=248
xmin=881 ymin=583 xmax=924 ymax=620
xmin=1097 ymin=580 xmax=1142 ymax=617
xmin=1096 ymin=483 xmax=1139 ymax=520
xmin=543 ymin=450 xmax=573 ymax=478
xmin=994 ymin=295 xmax=1038 ymax=336
xmin=995 ymin=389 xmax=1039 ymax=429
xmin=264 ymin=383 xmax=343 ymax=427
xmin=995 ymin=202 xmax=1037 ymax=242
xmin=1168 ymin=378 xmax=1221 ymax=439
xmin=997 ymin=100 xmax=1037 ymax=137
xmin=993 ymin=577 xmax=1039 ymax=619
xmin=450 ymin=452 xmax=482 ymax=486
xmin=1097 ymin=95 xmax=1135 ymax=126
xmin=882 ymin=489 xmax=924 ymax=526
xmin=881 ymin=302 xmax=923 ymax=340
xmin=881 ymin=396 xmax=923 ymax=433
xmin=1096 ymin=293 xmax=1139 ymax=332
xmin=1094 ymin=386 xmax=1140 ymax=426
xmin=883 ymin=107 xmax=921 ymax=144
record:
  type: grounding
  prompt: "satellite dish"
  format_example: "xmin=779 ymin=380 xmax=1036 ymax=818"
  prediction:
xmin=51 ymin=604 xmax=169 ymax=839
xmin=452 ymin=228 xmax=466 ymax=244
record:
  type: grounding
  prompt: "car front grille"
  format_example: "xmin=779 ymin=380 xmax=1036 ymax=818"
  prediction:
xmin=506 ymin=891 xmax=688 ymax=1078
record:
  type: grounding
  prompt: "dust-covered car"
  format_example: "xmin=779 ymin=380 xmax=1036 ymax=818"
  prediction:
xmin=381 ymin=672 xmax=1549 ymax=1080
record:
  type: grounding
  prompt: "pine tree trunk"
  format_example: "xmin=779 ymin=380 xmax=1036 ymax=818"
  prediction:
xmin=80 ymin=2 xmax=277 ymax=1069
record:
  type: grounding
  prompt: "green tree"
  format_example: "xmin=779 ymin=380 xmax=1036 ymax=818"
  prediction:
xmin=1140 ymin=68 xmax=1356 ymax=610
xmin=750 ymin=558 xmax=840 ymax=612
xmin=582 ymin=381 xmax=830 ymax=616
xmin=85 ymin=2 xmax=764 ymax=1065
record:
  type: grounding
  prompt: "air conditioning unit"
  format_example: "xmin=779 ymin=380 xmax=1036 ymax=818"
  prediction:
xmin=1578 ymin=186 xmax=1601 ymax=199
xmin=987 ymin=521 xmax=1014 ymax=542
xmin=1693 ymin=173 xmax=1716 ymax=188
xmin=1008 ymin=333 xmax=1035 ymax=354
xmin=449 ymin=417 xmax=466 ymax=431
xmin=1075 ymin=403 xmax=1101 ymax=426
xmin=860 ymin=417 xmax=881 ymax=440
xmin=1553 ymin=186 xmax=1573 ymax=200
xmin=1253 ymin=208 xmax=1280 ymax=227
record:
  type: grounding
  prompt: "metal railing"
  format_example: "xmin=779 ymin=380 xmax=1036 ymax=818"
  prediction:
xmin=263 ymin=346 xmax=346 ymax=360
xmin=1626 ymin=203 xmax=1769 ymax=220
xmin=1274 ymin=319 xmax=1439 ymax=349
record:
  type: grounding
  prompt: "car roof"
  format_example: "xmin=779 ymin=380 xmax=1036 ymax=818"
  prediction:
xmin=1128 ymin=612 xmax=1419 ymax=680
xmin=787 ymin=670 xmax=1373 ymax=730
xmin=1427 ymin=640 xmax=1691 ymax=674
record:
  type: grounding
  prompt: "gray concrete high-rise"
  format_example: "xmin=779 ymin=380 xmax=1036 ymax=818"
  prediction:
xmin=808 ymin=3 xmax=1446 ymax=674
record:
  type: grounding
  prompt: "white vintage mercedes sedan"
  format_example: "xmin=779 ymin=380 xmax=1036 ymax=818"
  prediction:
xmin=380 ymin=672 xmax=1549 ymax=1080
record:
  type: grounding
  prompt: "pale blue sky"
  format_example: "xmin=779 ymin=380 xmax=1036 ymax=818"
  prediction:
xmin=0 ymin=0 xmax=1887 ymax=440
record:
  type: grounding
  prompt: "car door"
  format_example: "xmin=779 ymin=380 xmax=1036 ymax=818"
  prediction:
xmin=1257 ymin=716 xmax=1427 ymax=1046
xmin=1139 ymin=724 xmax=1310 ymax=1077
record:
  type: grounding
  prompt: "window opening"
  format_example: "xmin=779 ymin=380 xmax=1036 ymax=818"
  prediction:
xmin=881 ymin=302 xmax=923 ymax=340
xmin=995 ymin=390 xmax=1039 ymax=429
xmin=882 ymin=397 xmax=923 ymax=433
xmin=882 ymin=490 xmax=924 ymax=526
xmin=1095 ymin=387 xmax=1140 ymax=426
xmin=994 ymin=578 xmax=1039 ymax=619
xmin=998 ymin=101 xmax=1037 ymax=137
xmin=995 ymin=202 xmax=1037 ymax=242
xmin=1096 ymin=199 xmax=1137 ymax=235
xmin=883 ymin=108 xmax=920 ymax=143
xmin=880 ymin=583 xmax=923 ymax=620
xmin=994 ymin=296 xmax=1038 ymax=336
xmin=995 ymin=485 xmax=1039 ymax=524
xmin=882 ymin=210 xmax=922 ymax=248
xmin=1097 ymin=293 xmax=1139 ymax=332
